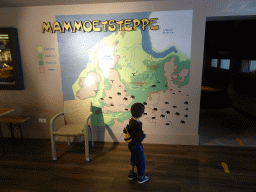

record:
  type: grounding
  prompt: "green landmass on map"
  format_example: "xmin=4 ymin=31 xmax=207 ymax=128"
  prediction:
xmin=72 ymin=28 xmax=190 ymax=127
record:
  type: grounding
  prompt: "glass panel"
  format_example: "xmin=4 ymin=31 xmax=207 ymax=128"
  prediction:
xmin=211 ymin=59 xmax=218 ymax=68
xmin=249 ymin=60 xmax=256 ymax=73
xmin=241 ymin=60 xmax=249 ymax=72
xmin=0 ymin=34 xmax=14 ymax=85
xmin=220 ymin=59 xmax=230 ymax=70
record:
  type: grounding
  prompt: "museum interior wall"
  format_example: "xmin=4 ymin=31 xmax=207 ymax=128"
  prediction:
xmin=0 ymin=0 xmax=255 ymax=145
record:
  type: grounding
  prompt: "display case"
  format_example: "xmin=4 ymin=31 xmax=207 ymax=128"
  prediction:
xmin=0 ymin=28 xmax=24 ymax=90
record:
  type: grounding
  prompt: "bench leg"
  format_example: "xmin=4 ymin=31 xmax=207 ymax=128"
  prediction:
xmin=6 ymin=123 xmax=15 ymax=138
xmin=6 ymin=123 xmax=23 ymax=138
xmin=18 ymin=123 xmax=23 ymax=138
xmin=0 ymin=123 xmax=2 ymax=138
xmin=0 ymin=123 xmax=4 ymax=156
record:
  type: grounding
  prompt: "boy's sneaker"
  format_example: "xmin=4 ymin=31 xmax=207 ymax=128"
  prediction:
xmin=128 ymin=172 xmax=137 ymax=180
xmin=138 ymin=175 xmax=149 ymax=184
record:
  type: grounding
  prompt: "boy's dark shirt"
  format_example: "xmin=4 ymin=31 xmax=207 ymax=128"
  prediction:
xmin=128 ymin=118 xmax=146 ymax=145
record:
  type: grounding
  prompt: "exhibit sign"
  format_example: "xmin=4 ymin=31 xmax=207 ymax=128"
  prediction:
xmin=42 ymin=18 xmax=159 ymax=33
xmin=55 ymin=10 xmax=193 ymax=133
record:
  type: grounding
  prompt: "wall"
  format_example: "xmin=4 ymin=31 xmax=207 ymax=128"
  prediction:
xmin=1 ymin=0 xmax=256 ymax=145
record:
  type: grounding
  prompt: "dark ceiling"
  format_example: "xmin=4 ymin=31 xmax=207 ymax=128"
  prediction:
xmin=205 ymin=19 xmax=256 ymax=58
xmin=0 ymin=0 xmax=153 ymax=8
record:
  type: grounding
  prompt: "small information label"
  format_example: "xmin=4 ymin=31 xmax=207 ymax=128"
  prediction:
xmin=37 ymin=46 xmax=43 ymax=52
xmin=39 ymin=67 xmax=45 ymax=73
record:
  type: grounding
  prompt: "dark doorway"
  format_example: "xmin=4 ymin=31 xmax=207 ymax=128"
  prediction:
xmin=199 ymin=16 xmax=256 ymax=147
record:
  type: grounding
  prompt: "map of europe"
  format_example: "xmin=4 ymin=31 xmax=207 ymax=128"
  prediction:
xmin=56 ymin=10 xmax=193 ymax=133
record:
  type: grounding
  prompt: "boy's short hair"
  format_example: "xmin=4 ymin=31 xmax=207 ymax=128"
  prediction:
xmin=131 ymin=103 xmax=145 ymax=118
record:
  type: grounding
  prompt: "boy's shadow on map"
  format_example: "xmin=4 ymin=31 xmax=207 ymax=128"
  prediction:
xmin=90 ymin=106 xmax=119 ymax=161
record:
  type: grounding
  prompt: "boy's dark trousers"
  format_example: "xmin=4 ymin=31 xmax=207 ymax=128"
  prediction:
xmin=128 ymin=142 xmax=146 ymax=178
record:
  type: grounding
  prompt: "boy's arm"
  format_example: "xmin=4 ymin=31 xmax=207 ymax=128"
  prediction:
xmin=135 ymin=131 xmax=145 ymax=142
xmin=133 ymin=121 xmax=146 ymax=142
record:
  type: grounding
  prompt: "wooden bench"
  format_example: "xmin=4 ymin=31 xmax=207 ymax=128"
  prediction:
xmin=0 ymin=116 xmax=30 ymax=138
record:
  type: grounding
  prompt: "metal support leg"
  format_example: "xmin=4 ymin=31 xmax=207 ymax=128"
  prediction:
xmin=0 ymin=123 xmax=2 ymax=138
xmin=0 ymin=124 xmax=5 ymax=156
xmin=17 ymin=123 xmax=23 ymax=138
xmin=7 ymin=123 xmax=15 ymax=138
xmin=5 ymin=123 xmax=23 ymax=138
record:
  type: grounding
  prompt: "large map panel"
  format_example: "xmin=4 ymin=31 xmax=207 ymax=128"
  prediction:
xmin=56 ymin=10 xmax=193 ymax=133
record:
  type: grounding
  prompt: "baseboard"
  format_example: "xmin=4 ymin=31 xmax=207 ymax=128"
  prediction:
xmin=55 ymin=132 xmax=199 ymax=145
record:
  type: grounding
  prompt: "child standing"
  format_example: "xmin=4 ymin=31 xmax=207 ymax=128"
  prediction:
xmin=127 ymin=102 xmax=149 ymax=184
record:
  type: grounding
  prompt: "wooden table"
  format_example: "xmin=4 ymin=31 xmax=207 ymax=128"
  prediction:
xmin=0 ymin=116 xmax=30 ymax=138
xmin=0 ymin=108 xmax=14 ymax=138
xmin=0 ymin=108 xmax=15 ymax=156
xmin=0 ymin=108 xmax=15 ymax=116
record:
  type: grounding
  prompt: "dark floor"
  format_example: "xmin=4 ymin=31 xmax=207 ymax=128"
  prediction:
xmin=199 ymin=107 xmax=256 ymax=147
xmin=1 ymin=137 xmax=256 ymax=192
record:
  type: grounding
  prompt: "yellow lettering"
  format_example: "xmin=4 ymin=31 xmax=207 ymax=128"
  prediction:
xmin=116 ymin=20 xmax=124 ymax=31
xmin=93 ymin=20 xmax=101 ymax=32
xmin=62 ymin=21 xmax=72 ymax=33
xmin=42 ymin=22 xmax=53 ymax=33
xmin=53 ymin=21 xmax=62 ymax=33
xmin=133 ymin=19 xmax=140 ymax=31
xmin=150 ymin=18 xmax=159 ymax=30
xmin=141 ymin=19 xmax=149 ymax=30
xmin=101 ymin=21 xmax=108 ymax=31
xmin=108 ymin=20 xmax=116 ymax=32
xmin=83 ymin=21 xmax=93 ymax=32
xmin=124 ymin=19 xmax=132 ymax=31
xmin=42 ymin=18 xmax=159 ymax=33
xmin=73 ymin=21 xmax=84 ymax=32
